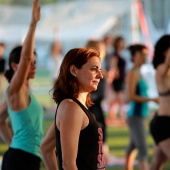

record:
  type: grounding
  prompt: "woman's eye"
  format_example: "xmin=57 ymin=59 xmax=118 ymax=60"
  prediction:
xmin=91 ymin=68 xmax=97 ymax=71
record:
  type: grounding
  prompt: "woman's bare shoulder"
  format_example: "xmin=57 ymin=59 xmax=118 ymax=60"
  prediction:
xmin=57 ymin=98 xmax=84 ymax=118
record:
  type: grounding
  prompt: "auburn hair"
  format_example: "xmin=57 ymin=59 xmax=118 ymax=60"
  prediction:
xmin=52 ymin=47 xmax=100 ymax=107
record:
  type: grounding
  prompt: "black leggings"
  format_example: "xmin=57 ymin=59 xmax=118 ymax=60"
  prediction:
xmin=2 ymin=148 xmax=41 ymax=170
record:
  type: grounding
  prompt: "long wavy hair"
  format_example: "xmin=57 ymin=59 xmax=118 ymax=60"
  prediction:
xmin=52 ymin=47 xmax=100 ymax=107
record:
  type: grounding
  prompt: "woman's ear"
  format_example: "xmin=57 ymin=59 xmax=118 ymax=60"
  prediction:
xmin=11 ymin=62 xmax=18 ymax=71
xmin=70 ymin=65 xmax=77 ymax=77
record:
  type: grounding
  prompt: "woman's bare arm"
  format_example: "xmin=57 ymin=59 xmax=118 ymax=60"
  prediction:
xmin=57 ymin=99 xmax=84 ymax=170
xmin=40 ymin=122 xmax=58 ymax=170
xmin=9 ymin=0 xmax=40 ymax=93
xmin=0 ymin=100 xmax=12 ymax=145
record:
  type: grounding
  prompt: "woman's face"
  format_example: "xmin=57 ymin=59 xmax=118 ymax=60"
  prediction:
xmin=117 ymin=39 xmax=125 ymax=51
xmin=76 ymin=56 xmax=103 ymax=92
xmin=164 ymin=47 xmax=170 ymax=58
xmin=134 ymin=49 xmax=148 ymax=65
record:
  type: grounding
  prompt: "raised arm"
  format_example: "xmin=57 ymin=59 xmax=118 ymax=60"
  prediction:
xmin=9 ymin=0 xmax=40 ymax=93
xmin=40 ymin=122 xmax=58 ymax=170
xmin=0 ymin=100 xmax=12 ymax=145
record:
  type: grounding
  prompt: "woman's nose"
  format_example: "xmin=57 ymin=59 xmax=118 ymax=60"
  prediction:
xmin=98 ymin=70 xmax=103 ymax=79
xmin=31 ymin=61 xmax=36 ymax=69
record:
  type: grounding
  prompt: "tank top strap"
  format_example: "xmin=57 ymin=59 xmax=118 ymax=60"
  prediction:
xmin=54 ymin=97 xmax=92 ymax=124
xmin=54 ymin=102 xmax=60 ymax=128
xmin=70 ymin=97 xmax=89 ymax=113
xmin=68 ymin=97 xmax=96 ymax=121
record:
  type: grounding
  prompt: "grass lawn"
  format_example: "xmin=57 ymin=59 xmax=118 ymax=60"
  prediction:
xmin=1 ymin=69 xmax=170 ymax=170
xmin=1 ymin=121 xmax=170 ymax=170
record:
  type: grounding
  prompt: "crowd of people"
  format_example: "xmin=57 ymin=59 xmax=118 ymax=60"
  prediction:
xmin=1 ymin=0 xmax=170 ymax=170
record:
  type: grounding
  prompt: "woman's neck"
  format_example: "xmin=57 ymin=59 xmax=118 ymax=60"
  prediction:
xmin=133 ymin=64 xmax=141 ymax=70
xmin=77 ymin=92 xmax=88 ymax=107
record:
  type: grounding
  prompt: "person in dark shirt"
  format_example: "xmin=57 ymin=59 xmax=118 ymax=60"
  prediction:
xmin=85 ymin=39 xmax=110 ymax=163
xmin=0 ymin=43 xmax=6 ymax=74
xmin=0 ymin=43 xmax=6 ymax=104
xmin=107 ymin=36 xmax=126 ymax=126
xmin=86 ymin=39 xmax=107 ymax=143
xmin=40 ymin=48 xmax=106 ymax=170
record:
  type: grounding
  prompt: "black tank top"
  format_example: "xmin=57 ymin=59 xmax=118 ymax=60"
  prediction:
xmin=0 ymin=58 xmax=5 ymax=73
xmin=112 ymin=52 xmax=126 ymax=81
xmin=55 ymin=97 xmax=105 ymax=170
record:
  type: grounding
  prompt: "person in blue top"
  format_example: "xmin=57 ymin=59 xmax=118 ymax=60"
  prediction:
xmin=0 ymin=0 xmax=43 ymax=169
xmin=125 ymin=44 xmax=158 ymax=170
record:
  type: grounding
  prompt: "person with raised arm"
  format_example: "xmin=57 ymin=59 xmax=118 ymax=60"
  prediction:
xmin=0 ymin=0 xmax=43 ymax=169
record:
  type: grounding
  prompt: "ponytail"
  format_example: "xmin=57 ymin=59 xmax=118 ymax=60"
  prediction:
xmin=4 ymin=68 xmax=14 ymax=83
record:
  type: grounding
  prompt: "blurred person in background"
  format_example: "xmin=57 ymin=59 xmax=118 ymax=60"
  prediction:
xmin=102 ymin=35 xmax=115 ymax=118
xmin=47 ymin=40 xmax=64 ymax=111
xmin=106 ymin=36 xmax=127 ymax=126
xmin=40 ymin=47 xmax=105 ymax=170
xmin=103 ymin=35 xmax=114 ymax=71
xmin=0 ymin=43 xmax=6 ymax=104
xmin=125 ymin=44 xmax=158 ymax=170
xmin=150 ymin=35 xmax=170 ymax=170
xmin=0 ymin=1 xmax=44 ymax=169
xmin=85 ymin=39 xmax=110 ymax=162
xmin=48 ymin=41 xmax=63 ymax=85
xmin=48 ymin=25 xmax=63 ymax=86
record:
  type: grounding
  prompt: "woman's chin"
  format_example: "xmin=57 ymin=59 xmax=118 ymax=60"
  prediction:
xmin=90 ymin=87 xmax=98 ymax=92
xmin=28 ymin=75 xmax=35 ymax=79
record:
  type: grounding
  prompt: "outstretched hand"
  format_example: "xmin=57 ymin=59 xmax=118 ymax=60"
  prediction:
xmin=31 ymin=0 xmax=40 ymax=25
xmin=151 ymin=97 xmax=159 ymax=104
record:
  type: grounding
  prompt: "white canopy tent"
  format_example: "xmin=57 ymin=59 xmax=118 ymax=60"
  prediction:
xmin=0 ymin=0 xmax=132 ymax=52
xmin=0 ymin=0 xmax=159 ymax=116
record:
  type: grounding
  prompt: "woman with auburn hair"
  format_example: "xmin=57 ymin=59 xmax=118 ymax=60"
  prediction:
xmin=40 ymin=47 xmax=105 ymax=170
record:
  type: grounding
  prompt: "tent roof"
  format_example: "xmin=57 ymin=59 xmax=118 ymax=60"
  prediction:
xmin=0 ymin=0 xmax=131 ymax=45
